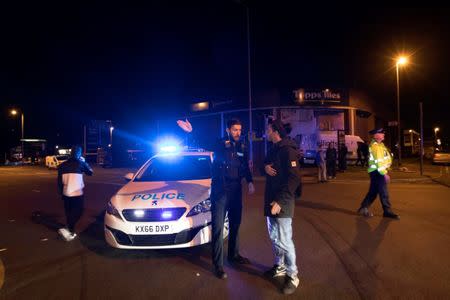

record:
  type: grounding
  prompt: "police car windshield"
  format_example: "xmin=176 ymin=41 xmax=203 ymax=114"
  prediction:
xmin=135 ymin=155 xmax=212 ymax=181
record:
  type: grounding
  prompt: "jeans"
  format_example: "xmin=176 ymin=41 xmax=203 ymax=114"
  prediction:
xmin=267 ymin=217 xmax=298 ymax=277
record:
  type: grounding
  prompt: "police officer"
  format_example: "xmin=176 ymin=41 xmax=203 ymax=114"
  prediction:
xmin=210 ymin=118 xmax=255 ymax=279
xmin=357 ymin=128 xmax=399 ymax=219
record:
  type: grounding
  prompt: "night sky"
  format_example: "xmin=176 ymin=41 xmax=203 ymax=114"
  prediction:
xmin=1 ymin=2 xmax=449 ymax=154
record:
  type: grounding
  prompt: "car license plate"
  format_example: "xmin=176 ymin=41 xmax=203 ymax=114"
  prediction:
xmin=304 ymin=159 xmax=315 ymax=164
xmin=134 ymin=224 xmax=173 ymax=234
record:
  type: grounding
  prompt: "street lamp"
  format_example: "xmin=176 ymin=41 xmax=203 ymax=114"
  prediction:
xmin=109 ymin=126 xmax=114 ymax=146
xmin=434 ymin=127 xmax=440 ymax=143
xmin=395 ymin=55 xmax=408 ymax=166
xmin=10 ymin=109 xmax=24 ymax=162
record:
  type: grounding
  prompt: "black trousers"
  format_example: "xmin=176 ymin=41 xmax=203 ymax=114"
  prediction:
xmin=63 ymin=195 xmax=84 ymax=233
xmin=211 ymin=181 xmax=242 ymax=269
xmin=360 ymin=171 xmax=392 ymax=212
xmin=326 ymin=160 xmax=336 ymax=177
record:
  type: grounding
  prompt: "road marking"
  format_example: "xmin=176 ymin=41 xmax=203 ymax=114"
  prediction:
xmin=40 ymin=238 xmax=49 ymax=242
xmin=0 ymin=249 xmax=6 ymax=252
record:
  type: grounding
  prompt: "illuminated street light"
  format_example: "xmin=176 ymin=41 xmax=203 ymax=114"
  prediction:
xmin=434 ymin=127 xmax=440 ymax=143
xmin=109 ymin=126 xmax=114 ymax=146
xmin=9 ymin=108 xmax=25 ymax=161
xmin=395 ymin=55 xmax=409 ymax=166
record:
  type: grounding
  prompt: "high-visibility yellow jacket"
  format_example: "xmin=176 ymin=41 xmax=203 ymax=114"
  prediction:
xmin=367 ymin=139 xmax=392 ymax=175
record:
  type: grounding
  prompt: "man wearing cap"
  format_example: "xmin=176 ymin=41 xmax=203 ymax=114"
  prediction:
xmin=357 ymin=128 xmax=400 ymax=219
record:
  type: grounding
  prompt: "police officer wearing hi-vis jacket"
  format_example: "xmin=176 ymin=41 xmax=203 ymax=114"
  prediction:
xmin=176 ymin=118 xmax=255 ymax=279
xmin=357 ymin=128 xmax=399 ymax=219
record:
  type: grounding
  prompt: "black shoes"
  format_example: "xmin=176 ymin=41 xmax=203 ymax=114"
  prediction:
xmin=228 ymin=254 xmax=251 ymax=265
xmin=282 ymin=275 xmax=300 ymax=295
xmin=383 ymin=211 xmax=400 ymax=220
xmin=214 ymin=267 xmax=227 ymax=279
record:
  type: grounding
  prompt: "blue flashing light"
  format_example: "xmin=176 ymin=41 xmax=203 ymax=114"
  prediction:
xmin=160 ymin=145 xmax=178 ymax=153
xmin=161 ymin=211 xmax=173 ymax=219
xmin=134 ymin=210 xmax=145 ymax=218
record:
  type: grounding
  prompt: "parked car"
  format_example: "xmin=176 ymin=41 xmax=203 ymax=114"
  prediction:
xmin=104 ymin=146 xmax=229 ymax=249
xmin=432 ymin=141 xmax=450 ymax=165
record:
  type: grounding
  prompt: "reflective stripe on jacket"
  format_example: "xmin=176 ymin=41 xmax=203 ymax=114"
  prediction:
xmin=367 ymin=140 xmax=392 ymax=175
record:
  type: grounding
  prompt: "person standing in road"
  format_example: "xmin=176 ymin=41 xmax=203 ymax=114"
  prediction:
xmin=326 ymin=143 xmax=337 ymax=179
xmin=362 ymin=141 xmax=369 ymax=167
xmin=355 ymin=142 xmax=364 ymax=166
xmin=316 ymin=145 xmax=327 ymax=183
xmin=263 ymin=119 xmax=301 ymax=295
xmin=338 ymin=143 xmax=348 ymax=171
xmin=357 ymin=128 xmax=400 ymax=219
xmin=57 ymin=145 xmax=93 ymax=241
xmin=177 ymin=118 xmax=255 ymax=279
xmin=210 ymin=119 xmax=255 ymax=279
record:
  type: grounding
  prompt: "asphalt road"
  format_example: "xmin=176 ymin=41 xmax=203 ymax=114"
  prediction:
xmin=1 ymin=166 xmax=450 ymax=299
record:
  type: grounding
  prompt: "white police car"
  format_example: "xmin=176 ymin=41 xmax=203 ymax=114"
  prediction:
xmin=104 ymin=147 xmax=229 ymax=249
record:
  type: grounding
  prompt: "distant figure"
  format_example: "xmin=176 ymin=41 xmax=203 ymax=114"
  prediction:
xmin=361 ymin=141 xmax=369 ymax=167
xmin=357 ymin=128 xmax=399 ymax=219
xmin=57 ymin=145 xmax=93 ymax=241
xmin=326 ymin=143 xmax=337 ymax=179
xmin=338 ymin=143 xmax=348 ymax=171
xmin=316 ymin=146 xmax=327 ymax=183
xmin=355 ymin=142 xmax=364 ymax=166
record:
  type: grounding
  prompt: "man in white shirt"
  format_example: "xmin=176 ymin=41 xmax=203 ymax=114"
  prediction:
xmin=57 ymin=145 xmax=93 ymax=241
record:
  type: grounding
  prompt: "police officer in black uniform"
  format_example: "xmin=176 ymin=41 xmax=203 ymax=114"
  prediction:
xmin=210 ymin=118 xmax=255 ymax=279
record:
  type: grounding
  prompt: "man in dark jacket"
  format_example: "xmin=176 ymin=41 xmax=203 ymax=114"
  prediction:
xmin=210 ymin=118 xmax=255 ymax=279
xmin=263 ymin=119 xmax=301 ymax=295
xmin=338 ymin=143 xmax=348 ymax=171
xmin=57 ymin=145 xmax=93 ymax=241
xmin=326 ymin=143 xmax=337 ymax=179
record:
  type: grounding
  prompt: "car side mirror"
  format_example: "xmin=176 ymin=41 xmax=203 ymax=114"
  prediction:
xmin=124 ymin=173 xmax=134 ymax=181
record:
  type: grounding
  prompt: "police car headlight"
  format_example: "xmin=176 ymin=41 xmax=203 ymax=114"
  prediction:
xmin=107 ymin=201 xmax=122 ymax=220
xmin=186 ymin=198 xmax=211 ymax=217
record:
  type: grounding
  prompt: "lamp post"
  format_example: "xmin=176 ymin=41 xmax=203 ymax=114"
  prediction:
xmin=10 ymin=109 xmax=24 ymax=162
xmin=236 ymin=1 xmax=254 ymax=169
xmin=395 ymin=56 xmax=408 ymax=166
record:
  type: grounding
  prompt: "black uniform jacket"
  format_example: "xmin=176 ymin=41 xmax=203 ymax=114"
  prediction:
xmin=211 ymin=137 xmax=253 ymax=196
xmin=264 ymin=138 xmax=301 ymax=218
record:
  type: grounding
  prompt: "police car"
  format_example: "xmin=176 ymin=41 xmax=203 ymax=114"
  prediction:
xmin=104 ymin=146 xmax=229 ymax=249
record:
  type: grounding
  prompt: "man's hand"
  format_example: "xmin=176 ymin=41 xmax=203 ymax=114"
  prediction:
xmin=79 ymin=156 xmax=86 ymax=162
xmin=248 ymin=182 xmax=255 ymax=195
xmin=270 ymin=201 xmax=281 ymax=215
xmin=176 ymin=119 xmax=193 ymax=133
xmin=265 ymin=164 xmax=277 ymax=176
xmin=384 ymin=174 xmax=390 ymax=184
